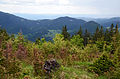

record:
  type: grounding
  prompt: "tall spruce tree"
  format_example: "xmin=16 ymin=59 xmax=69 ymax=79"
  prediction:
xmin=114 ymin=24 xmax=120 ymax=42
xmin=112 ymin=24 xmax=119 ymax=53
xmin=110 ymin=24 xmax=114 ymax=37
xmin=93 ymin=26 xmax=99 ymax=41
xmin=99 ymin=26 xmax=104 ymax=38
xmin=104 ymin=29 xmax=111 ymax=42
xmin=83 ymin=29 xmax=90 ymax=46
xmin=115 ymin=24 xmax=119 ymax=35
xmin=61 ymin=25 xmax=70 ymax=40
xmin=77 ymin=26 xmax=82 ymax=37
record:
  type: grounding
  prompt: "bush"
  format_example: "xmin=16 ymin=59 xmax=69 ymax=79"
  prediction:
xmin=41 ymin=41 xmax=55 ymax=55
xmin=88 ymin=54 xmax=114 ymax=75
xmin=70 ymin=35 xmax=84 ymax=48
xmin=33 ymin=59 xmax=44 ymax=76
xmin=109 ymin=46 xmax=120 ymax=79
xmin=109 ymin=68 xmax=120 ymax=79
xmin=80 ymin=44 xmax=99 ymax=61
xmin=0 ymin=58 xmax=21 ymax=78
xmin=96 ymin=41 xmax=105 ymax=52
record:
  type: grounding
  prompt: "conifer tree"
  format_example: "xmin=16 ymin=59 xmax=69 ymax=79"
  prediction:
xmin=61 ymin=25 xmax=70 ymax=40
xmin=77 ymin=26 xmax=82 ymax=37
xmin=93 ymin=26 xmax=99 ymax=41
xmin=104 ymin=29 xmax=111 ymax=42
xmin=83 ymin=29 xmax=90 ymax=46
xmin=110 ymin=24 xmax=114 ymax=37
xmin=99 ymin=26 xmax=104 ymax=38
xmin=115 ymin=24 xmax=119 ymax=35
xmin=114 ymin=24 xmax=120 ymax=45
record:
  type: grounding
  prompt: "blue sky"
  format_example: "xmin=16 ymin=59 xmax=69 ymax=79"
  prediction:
xmin=0 ymin=0 xmax=120 ymax=18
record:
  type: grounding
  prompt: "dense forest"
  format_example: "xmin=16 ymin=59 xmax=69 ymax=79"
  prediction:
xmin=0 ymin=11 xmax=120 ymax=41
xmin=0 ymin=23 xmax=120 ymax=79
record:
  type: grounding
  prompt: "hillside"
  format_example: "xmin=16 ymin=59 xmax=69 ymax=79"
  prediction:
xmin=0 ymin=11 xmax=119 ymax=41
xmin=79 ymin=17 xmax=120 ymax=27
xmin=0 ymin=23 xmax=120 ymax=79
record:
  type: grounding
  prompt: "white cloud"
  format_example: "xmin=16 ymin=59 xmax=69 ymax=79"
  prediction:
xmin=0 ymin=0 xmax=119 ymax=17
xmin=0 ymin=3 xmax=98 ymax=14
xmin=35 ymin=0 xmax=55 ymax=3
xmin=59 ymin=0 xmax=70 ymax=5
xmin=0 ymin=0 xmax=97 ymax=14
xmin=35 ymin=0 xmax=55 ymax=4
xmin=0 ymin=0 xmax=34 ymax=5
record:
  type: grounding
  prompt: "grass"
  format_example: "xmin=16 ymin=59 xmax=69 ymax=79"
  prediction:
xmin=20 ymin=62 xmax=34 ymax=79
xmin=19 ymin=61 xmax=108 ymax=79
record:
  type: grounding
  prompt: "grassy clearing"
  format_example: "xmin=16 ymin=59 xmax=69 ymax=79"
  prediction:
xmin=19 ymin=61 xmax=107 ymax=79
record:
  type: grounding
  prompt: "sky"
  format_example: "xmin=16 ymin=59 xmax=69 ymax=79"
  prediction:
xmin=0 ymin=0 xmax=120 ymax=18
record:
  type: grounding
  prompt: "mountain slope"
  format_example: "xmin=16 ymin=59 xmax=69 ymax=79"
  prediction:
xmin=93 ymin=17 xmax=120 ymax=27
xmin=0 ymin=11 xmax=104 ymax=41
xmin=82 ymin=21 xmax=101 ymax=33
xmin=0 ymin=11 xmax=39 ymax=34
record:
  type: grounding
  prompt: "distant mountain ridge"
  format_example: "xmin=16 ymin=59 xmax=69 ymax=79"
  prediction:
xmin=78 ymin=17 xmax=120 ymax=27
xmin=0 ymin=11 xmax=119 ymax=41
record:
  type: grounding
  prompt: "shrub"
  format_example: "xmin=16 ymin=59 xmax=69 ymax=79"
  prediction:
xmin=109 ymin=46 xmax=120 ymax=79
xmin=96 ymin=41 xmax=105 ymax=52
xmin=41 ymin=41 xmax=55 ymax=55
xmin=80 ymin=44 xmax=99 ymax=61
xmin=88 ymin=54 xmax=114 ymax=75
xmin=113 ymin=46 xmax=120 ymax=66
xmin=0 ymin=58 xmax=21 ymax=78
xmin=109 ymin=68 xmax=120 ymax=79
xmin=70 ymin=35 xmax=84 ymax=48
xmin=33 ymin=59 xmax=44 ymax=76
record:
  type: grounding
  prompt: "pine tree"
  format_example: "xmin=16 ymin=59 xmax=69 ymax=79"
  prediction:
xmin=114 ymin=24 xmax=120 ymax=47
xmin=115 ymin=24 xmax=119 ymax=35
xmin=93 ymin=26 xmax=99 ymax=41
xmin=110 ymin=24 xmax=114 ymax=37
xmin=99 ymin=26 xmax=104 ymax=38
xmin=61 ymin=25 xmax=70 ymax=40
xmin=83 ymin=29 xmax=90 ymax=46
xmin=77 ymin=26 xmax=82 ymax=37
xmin=104 ymin=29 xmax=111 ymax=42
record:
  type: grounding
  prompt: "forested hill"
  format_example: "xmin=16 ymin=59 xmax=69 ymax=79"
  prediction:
xmin=0 ymin=11 xmax=119 ymax=41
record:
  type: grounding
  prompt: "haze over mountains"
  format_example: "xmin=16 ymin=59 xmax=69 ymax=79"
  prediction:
xmin=0 ymin=11 xmax=120 ymax=41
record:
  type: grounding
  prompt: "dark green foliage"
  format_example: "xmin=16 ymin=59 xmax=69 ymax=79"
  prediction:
xmin=93 ymin=26 xmax=100 ymax=41
xmin=110 ymin=24 xmax=114 ymax=37
xmin=35 ymin=37 xmax=46 ymax=45
xmin=77 ymin=26 xmax=83 ymax=37
xmin=96 ymin=41 xmax=105 ymax=52
xmin=61 ymin=25 xmax=70 ymax=40
xmin=35 ymin=37 xmax=40 ymax=44
xmin=114 ymin=47 xmax=120 ymax=66
xmin=70 ymin=35 xmax=84 ymax=47
xmin=99 ymin=26 xmax=104 ymax=38
xmin=115 ymin=24 xmax=119 ymax=35
xmin=109 ymin=47 xmax=120 ymax=79
xmin=88 ymin=55 xmax=114 ymax=75
xmin=104 ymin=29 xmax=111 ymax=42
xmin=83 ymin=29 xmax=90 ymax=46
